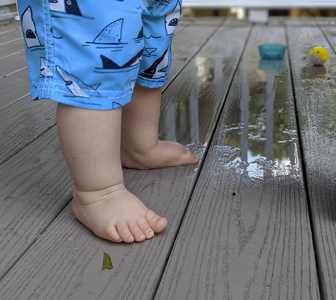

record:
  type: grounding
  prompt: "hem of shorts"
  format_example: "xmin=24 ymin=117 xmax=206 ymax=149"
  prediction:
xmin=30 ymin=84 xmax=133 ymax=110
xmin=136 ymin=74 xmax=169 ymax=89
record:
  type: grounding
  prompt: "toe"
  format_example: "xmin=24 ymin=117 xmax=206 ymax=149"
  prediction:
xmin=105 ymin=224 xmax=122 ymax=243
xmin=145 ymin=210 xmax=168 ymax=233
xmin=183 ymin=147 xmax=199 ymax=165
xmin=117 ymin=222 xmax=135 ymax=243
xmin=137 ymin=217 xmax=155 ymax=239
xmin=128 ymin=221 xmax=146 ymax=242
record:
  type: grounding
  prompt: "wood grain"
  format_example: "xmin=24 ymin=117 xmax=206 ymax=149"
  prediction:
xmin=0 ymin=36 xmax=24 ymax=58
xmin=0 ymin=127 xmax=72 ymax=280
xmin=287 ymin=24 xmax=336 ymax=300
xmin=0 ymin=20 xmax=20 ymax=35
xmin=0 ymin=51 xmax=27 ymax=79
xmin=0 ymin=26 xmax=22 ymax=44
xmin=0 ymin=97 xmax=57 ymax=165
xmin=156 ymin=24 xmax=320 ymax=299
xmin=0 ymin=68 xmax=30 ymax=107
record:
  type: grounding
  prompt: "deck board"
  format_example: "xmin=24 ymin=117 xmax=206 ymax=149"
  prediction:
xmin=0 ymin=20 xmax=20 ymax=34
xmin=0 ymin=37 xmax=24 ymax=58
xmin=0 ymin=98 xmax=57 ymax=165
xmin=287 ymin=23 xmax=336 ymax=300
xmin=0 ymin=68 xmax=30 ymax=108
xmin=0 ymin=126 xmax=72 ymax=280
xmin=0 ymin=26 xmax=22 ymax=43
xmin=156 ymin=24 xmax=319 ymax=299
xmin=0 ymin=51 xmax=26 ymax=79
xmin=0 ymin=21 xmax=251 ymax=299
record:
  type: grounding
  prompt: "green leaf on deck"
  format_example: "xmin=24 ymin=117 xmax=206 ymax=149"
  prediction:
xmin=102 ymin=252 xmax=113 ymax=271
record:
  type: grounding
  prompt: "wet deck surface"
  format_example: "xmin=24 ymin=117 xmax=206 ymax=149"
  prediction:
xmin=1 ymin=17 xmax=336 ymax=299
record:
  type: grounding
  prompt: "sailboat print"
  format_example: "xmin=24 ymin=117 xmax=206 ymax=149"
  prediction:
xmin=90 ymin=19 xmax=125 ymax=45
xmin=49 ymin=0 xmax=82 ymax=16
xmin=21 ymin=6 xmax=42 ymax=48
xmin=56 ymin=66 xmax=101 ymax=98
xmin=165 ymin=1 xmax=181 ymax=35
xmin=140 ymin=48 xmax=169 ymax=79
xmin=143 ymin=47 xmax=157 ymax=57
xmin=95 ymin=49 xmax=143 ymax=73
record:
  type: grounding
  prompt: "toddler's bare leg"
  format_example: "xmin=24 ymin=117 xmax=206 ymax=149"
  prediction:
xmin=121 ymin=84 xmax=199 ymax=169
xmin=57 ymin=103 xmax=167 ymax=243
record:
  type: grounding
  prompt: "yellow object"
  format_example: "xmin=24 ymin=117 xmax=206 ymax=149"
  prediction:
xmin=310 ymin=46 xmax=328 ymax=65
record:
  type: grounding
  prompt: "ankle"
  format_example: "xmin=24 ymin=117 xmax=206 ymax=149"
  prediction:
xmin=73 ymin=182 xmax=126 ymax=205
xmin=122 ymin=136 xmax=158 ymax=155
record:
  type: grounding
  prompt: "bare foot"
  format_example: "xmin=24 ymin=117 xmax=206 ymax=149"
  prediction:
xmin=121 ymin=140 xmax=199 ymax=169
xmin=121 ymin=84 xmax=199 ymax=170
xmin=72 ymin=184 xmax=168 ymax=243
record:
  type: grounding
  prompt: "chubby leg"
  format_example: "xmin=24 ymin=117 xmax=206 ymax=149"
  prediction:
xmin=121 ymin=84 xmax=199 ymax=169
xmin=57 ymin=103 xmax=167 ymax=243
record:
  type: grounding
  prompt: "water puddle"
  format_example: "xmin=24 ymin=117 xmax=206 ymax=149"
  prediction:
xmin=159 ymin=49 xmax=302 ymax=185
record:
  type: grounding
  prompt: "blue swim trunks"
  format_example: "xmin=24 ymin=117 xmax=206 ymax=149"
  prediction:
xmin=17 ymin=0 xmax=182 ymax=110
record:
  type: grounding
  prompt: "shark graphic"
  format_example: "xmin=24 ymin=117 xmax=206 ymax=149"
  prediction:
xmin=140 ymin=48 xmax=169 ymax=79
xmin=21 ymin=6 xmax=42 ymax=48
xmin=95 ymin=49 xmax=143 ymax=72
xmin=49 ymin=0 xmax=82 ymax=16
xmin=91 ymin=19 xmax=125 ymax=45
xmin=40 ymin=58 xmax=54 ymax=78
xmin=56 ymin=66 xmax=101 ymax=98
xmin=165 ymin=1 xmax=181 ymax=35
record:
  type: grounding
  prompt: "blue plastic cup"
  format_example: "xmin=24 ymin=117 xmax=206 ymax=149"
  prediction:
xmin=258 ymin=43 xmax=286 ymax=60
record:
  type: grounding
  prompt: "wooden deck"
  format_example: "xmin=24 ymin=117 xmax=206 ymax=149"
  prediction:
xmin=1 ymin=17 xmax=336 ymax=299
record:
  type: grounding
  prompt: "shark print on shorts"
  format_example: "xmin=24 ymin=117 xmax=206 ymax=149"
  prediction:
xmin=21 ymin=6 xmax=43 ymax=49
xmin=49 ymin=0 xmax=83 ymax=17
xmin=17 ymin=0 xmax=182 ymax=110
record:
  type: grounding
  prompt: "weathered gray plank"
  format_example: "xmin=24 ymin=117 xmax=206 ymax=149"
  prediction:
xmin=319 ymin=23 xmax=336 ymax=52
xmin=315 ymin=17 xmax=336 ymax=26
xmin=0 ymin=23 xmax=251 ymax=299
xmin=0 ymin=20 xmax=20 ymax=34
xmin=287 ymin=24 xmax=336 ymax=299
xmin=0 ymin=68 xmax=30 ymax=108
xmin=0 ymin=36 xmax=24 ymax=58
xmin=156 ymin=24 xmax=320 ymax=299
xmin=0 ymin=97 xmax=57 ymax=165
xmin=173 ymin=18 xmax=194 ymax=34
xmin=168 ymin=22 xmax=221 ymax=84
xmin=0 ymin=126 xmax=72 ymax=280
xmin=0 ymin=25 xmax=22 ymax=43
xmin=0 ymin=50 xmax=26 ymax=79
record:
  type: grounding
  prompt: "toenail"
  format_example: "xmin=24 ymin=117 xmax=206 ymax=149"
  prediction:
xmin=147 ymin=231 xmax=154 ymax=238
